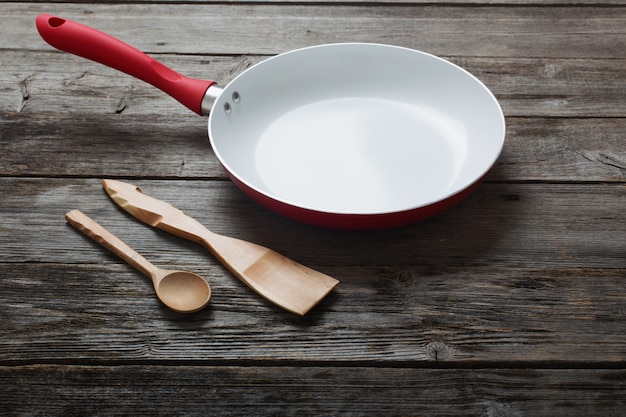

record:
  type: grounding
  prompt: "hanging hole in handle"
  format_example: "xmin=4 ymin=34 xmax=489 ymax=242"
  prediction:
xmin=224 ymin=102 xmax=231 ymax=113
xmin=232 ymin=91 xmax=240 ymax=103
xmin=49 ymin=17 xmax=66 ymax=28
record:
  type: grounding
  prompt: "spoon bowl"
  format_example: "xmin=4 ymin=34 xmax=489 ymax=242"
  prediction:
xmin=154 ymin=270 xmax=211 ymax=313
xmin=66 ymin=209 xmax=211 ymax=313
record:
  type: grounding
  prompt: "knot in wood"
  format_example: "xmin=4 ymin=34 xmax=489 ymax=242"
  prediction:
xmin=426 ymin=341 xmax=453 ymax=361
xmin=390 ymin=267 xmax=416 ymax=286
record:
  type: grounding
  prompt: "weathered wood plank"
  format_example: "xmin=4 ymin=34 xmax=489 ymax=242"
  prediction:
xmin=3 ymin=51 xmax=625 ymax=117
xmin=5 ymin=3 xmax=625 ymax=58
xmin=2 ymin=112 xmax=625 ymax=181
xmin=1 ymin=366 xmax=626 ymax=417
xmin=1 ymin=179 xmax=623 ymax=269
xmin=498 ymin=118 xmax=626 ymax=181
xmin=2 ymin=51 xmax=626 ymax=181
xmin=11 ymin=0 xmax=626 ymax=4
xmin=0 ymin=53 xmax=261 ymax=116
xmin=2 ymin=261 xmax=625 ymax=362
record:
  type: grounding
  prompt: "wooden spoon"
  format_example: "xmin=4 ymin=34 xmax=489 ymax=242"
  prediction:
xmin=65 ymin=209 xmax=211 ymax=313
xmin=101 ymin=179 xmax=339 ymax=315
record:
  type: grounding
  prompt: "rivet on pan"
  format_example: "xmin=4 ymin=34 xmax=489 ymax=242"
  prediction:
xmin=224 ymin=102 xmax=231 ymax=113
xmin=232 ymin=91 xmax=241 ymax=103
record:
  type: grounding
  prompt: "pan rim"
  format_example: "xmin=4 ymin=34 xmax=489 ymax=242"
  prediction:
xmin=208 ymin=42 xmax=506 ymax=217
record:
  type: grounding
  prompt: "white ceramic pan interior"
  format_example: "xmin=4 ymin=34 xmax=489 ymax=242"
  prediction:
xmin=210 ymin=44 xmax=505 ymax=216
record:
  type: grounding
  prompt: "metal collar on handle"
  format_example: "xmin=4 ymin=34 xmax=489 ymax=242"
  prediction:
xmin=201 ymin=84 xmax=224 ymax=116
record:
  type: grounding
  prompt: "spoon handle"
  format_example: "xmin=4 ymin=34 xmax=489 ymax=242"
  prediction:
xmin=65 ymin=209 xmax=160 ymax=280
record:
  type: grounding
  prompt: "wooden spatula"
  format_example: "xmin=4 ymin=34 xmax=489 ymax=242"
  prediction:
xmin=101 ymin=179 xmax=338 ymax=315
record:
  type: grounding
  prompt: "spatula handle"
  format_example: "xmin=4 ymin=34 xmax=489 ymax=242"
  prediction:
xmin=65 ymin=209 xmax=159 ymax=279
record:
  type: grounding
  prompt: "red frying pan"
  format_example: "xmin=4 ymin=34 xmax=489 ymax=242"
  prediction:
xmin=36 ymin=14 xmax=505 ymax=230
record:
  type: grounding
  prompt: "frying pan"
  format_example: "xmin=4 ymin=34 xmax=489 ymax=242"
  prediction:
xmin=36 ymin=14 xmax=505 ymax=230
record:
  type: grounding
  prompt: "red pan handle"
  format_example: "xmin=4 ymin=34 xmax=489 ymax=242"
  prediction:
xmin=36 ymin=14 xmax=216 ymax=115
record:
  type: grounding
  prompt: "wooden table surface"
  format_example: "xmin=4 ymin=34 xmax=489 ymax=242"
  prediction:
xmin=1 ymin=0 xmax=625 ymax=415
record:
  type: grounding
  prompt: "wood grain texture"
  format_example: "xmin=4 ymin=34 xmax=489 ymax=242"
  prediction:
xmin=1 ymin=178 xmax=624 ymax=268
xmin=12 ymin=0 xmax=626 ymax=4
xmin=3 ymin=113 xmax=625 ymax=181
xmin=2 ymin=52 xmax=626 ymax=181
xmin=1 ymin=366 xmax=625 ymax=416
xmin=1 ymin=0 xmax=625 ymax=415
xmin=5 ymin=4 xmax=625 ymax=57
xmin=1 ymin=178 xmax=624 ymax=364
xmin=3 ymin=52 xmax=626 ymax=117
xmin=2 ymin=262 xmax=625 ymax=363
